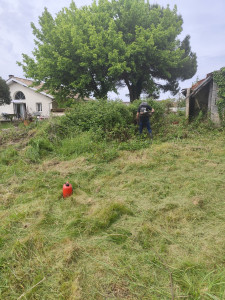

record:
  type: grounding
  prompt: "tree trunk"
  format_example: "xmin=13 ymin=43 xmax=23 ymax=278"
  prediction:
xmin=128 ymin=83 xmax=142 ymax=102
xmin=123 ymin=76 xmax=143 ymax=102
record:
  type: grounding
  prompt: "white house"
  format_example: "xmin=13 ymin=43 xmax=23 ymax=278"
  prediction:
xmin=0 ymin=75 xmax=56 ymax=119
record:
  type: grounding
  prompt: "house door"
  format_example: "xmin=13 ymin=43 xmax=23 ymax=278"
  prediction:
xmin=14 ymin=103 xmax=26 ymax=119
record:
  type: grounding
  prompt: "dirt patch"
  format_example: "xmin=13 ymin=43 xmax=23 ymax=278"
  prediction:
xmin=192 ymin=196 xmax=204 ymax=208
xmin=41 ymin=157 xmax=94 ymax=175
xmin=0 ymin=127 xmax=36 ymax=149
xmin=106 ymin=282 xmax=132 ymax=299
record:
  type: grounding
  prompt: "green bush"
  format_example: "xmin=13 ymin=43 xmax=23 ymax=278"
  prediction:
xmin=60 ymin=99 xmax=133 ymax=140
xmin=52 ymin=99 xmax=166 ymax=143
xmin=23 ymin=99 xmax=182 ymax=163
xmin=214 ymin=68 xmax=225 ymax=125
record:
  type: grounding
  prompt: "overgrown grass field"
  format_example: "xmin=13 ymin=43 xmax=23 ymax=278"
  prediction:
xmin=0 ymin=100 xmax=225 ymax=299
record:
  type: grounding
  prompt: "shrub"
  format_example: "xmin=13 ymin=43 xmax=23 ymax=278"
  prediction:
xmin=214 ymin=68 xmax=225 ymax=125
xmin=55 ymin=99 xmax=166 ymax=142
xmin=23 ymin=98 xmax=180 ymax=163
xmin=59 ymin=99 xmax=133 ymax=140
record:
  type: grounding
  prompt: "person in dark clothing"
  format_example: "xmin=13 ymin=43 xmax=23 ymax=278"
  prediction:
xmin=136 ymin=102 xmax=155 ymax=138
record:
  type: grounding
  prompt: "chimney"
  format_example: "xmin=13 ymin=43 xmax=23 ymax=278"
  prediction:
xmin=8 ymin=75 xmax=14 ymax=79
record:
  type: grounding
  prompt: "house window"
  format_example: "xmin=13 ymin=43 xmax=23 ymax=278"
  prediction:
xmin=15 ymin=91 xmax=25 ymax=100
xmin=36 ymin=103 xmax=42 ymax=112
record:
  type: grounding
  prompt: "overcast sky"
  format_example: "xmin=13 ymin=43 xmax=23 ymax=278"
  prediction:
xmin=1 ymin=0 xmax=225 ymax=100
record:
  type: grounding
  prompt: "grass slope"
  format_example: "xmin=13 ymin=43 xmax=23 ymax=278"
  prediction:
xmin=0 ymin=120 xmax=225 ymax=299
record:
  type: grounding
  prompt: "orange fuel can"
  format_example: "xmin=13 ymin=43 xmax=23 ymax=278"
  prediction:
xmin=63 ymin=182 xmax=73 ymax=198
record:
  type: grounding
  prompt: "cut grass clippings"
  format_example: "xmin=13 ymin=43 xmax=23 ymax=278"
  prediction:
xmin=0 ymin=119 xmax=225 ymax=299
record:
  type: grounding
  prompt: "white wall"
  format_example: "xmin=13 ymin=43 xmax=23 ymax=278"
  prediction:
xmin=0 ymin=102 xmax=14 ymax=114
xmin=0 ymin=81 xmax=53 ymax=118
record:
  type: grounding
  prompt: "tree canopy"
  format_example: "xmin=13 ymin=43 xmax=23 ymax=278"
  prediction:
xmin=0 ymin=77 xmax=11 ymax=105
xmin=19 ymin=0 xmax=197 ymax=102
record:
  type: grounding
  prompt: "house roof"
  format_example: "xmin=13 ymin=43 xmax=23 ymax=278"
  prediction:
xmin=182 ymin=73 xmax=213 ymax=97
xmin=6 ymin=76 xmax=54 ymax=99
xmin=6 ymin=76 xmax=92 ymax=101
xmin=191 ymin=78 xmax=206 ymax=90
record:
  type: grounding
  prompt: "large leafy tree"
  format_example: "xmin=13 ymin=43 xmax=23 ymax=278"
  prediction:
xmin=0 ymin=77 xmax=11 ymax=105
xmin=19 ymin=0 xmax=197 ymax=102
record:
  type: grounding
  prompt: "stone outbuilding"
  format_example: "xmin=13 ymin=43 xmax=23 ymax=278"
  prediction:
xmin=182 ymin=72 xmax=220 ymax=124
